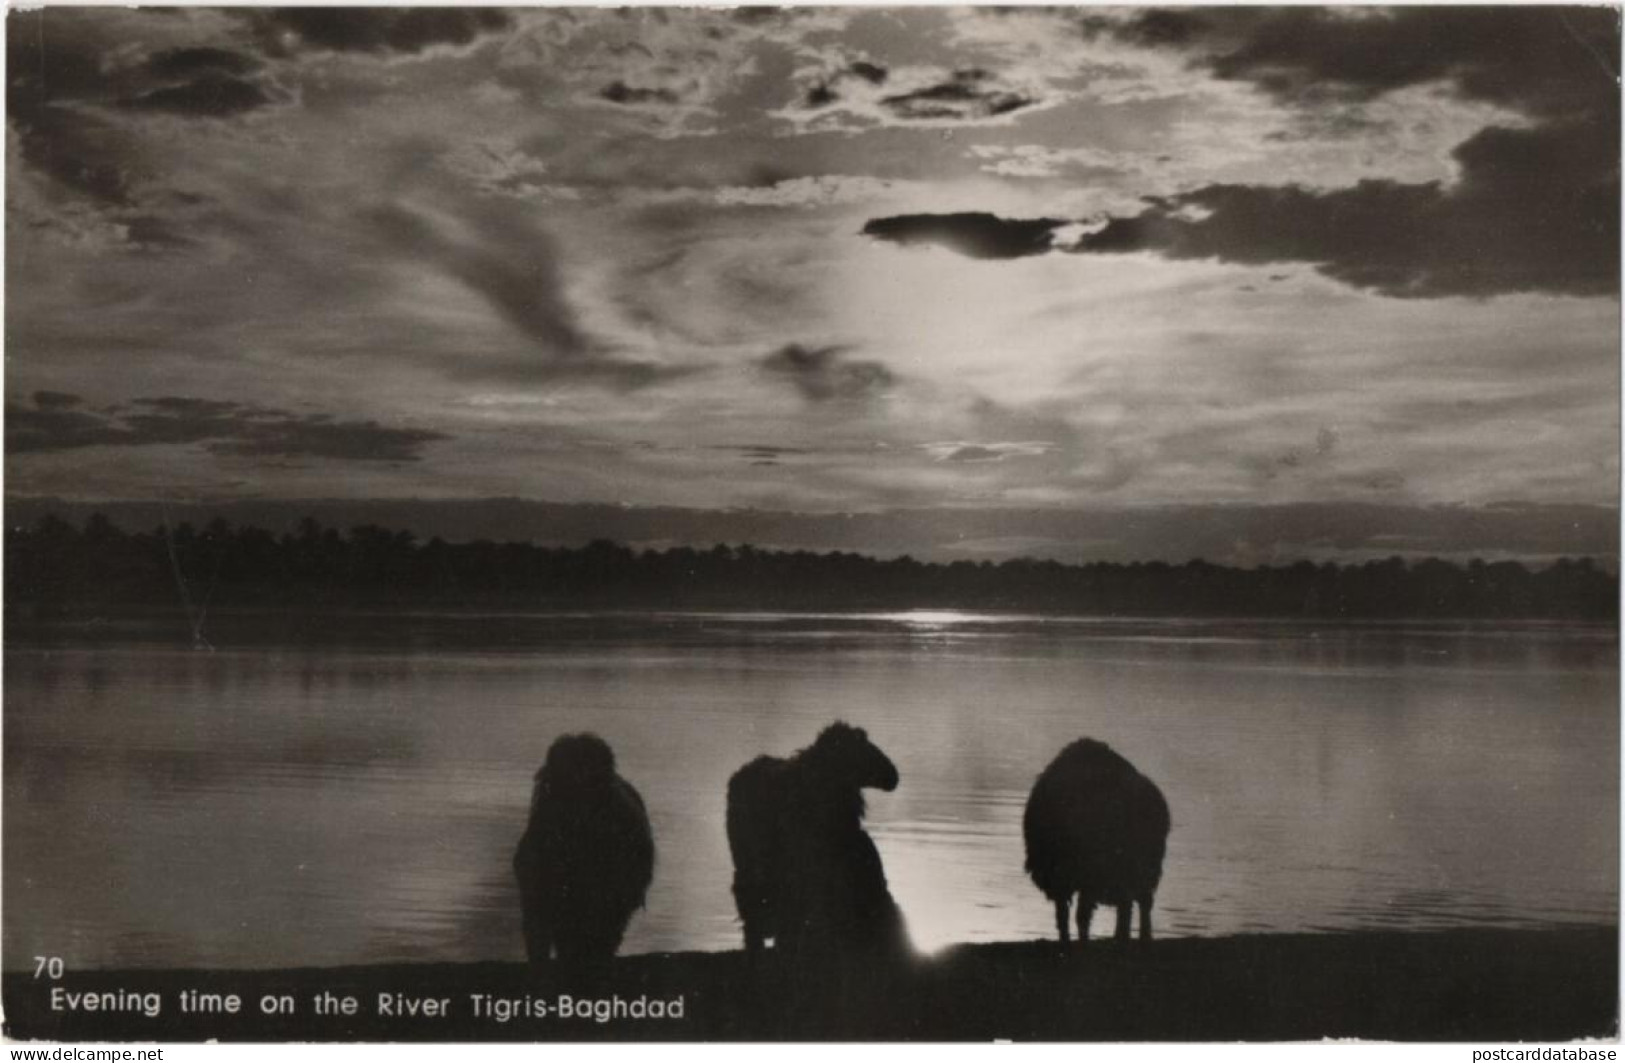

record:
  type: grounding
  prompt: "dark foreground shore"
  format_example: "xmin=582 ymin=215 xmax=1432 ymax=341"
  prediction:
xmin=4 ymin=928 xmax=1616 ymax=1042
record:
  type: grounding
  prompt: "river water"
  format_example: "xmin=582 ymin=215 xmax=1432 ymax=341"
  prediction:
xmin=4 ymin=612 xmax=1616 ymax=969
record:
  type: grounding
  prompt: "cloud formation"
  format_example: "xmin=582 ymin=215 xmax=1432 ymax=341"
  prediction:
xmin=1077 ymin=117 xmax=1619 ymax=297
xmin=144 ymin=47 xmax=262 ymax=81
xmin=927 ymin=441 xmax=1057 ymax=464
xmin=365 ymin=197 xmax=687 ymax=390
xmin=878 ymin=68 xmax=1034 ymax=121
xmin=8 ymin=14 xmax=284 ymax=126
xmin=1054 ymin=5 xmax=1620 ymax=297
xmin=5 ymin=6 xmax=1617 ymax=528
xmin=600 ymin=81 xmax=681 ymax=106
xmin=1089 ymin=6 xmax=1618 ymax=119
xmin=778 ymin=47 xmax=1044 ymax=131
xmin=862 ymin=212 xmax=1065 ymax=260
xmin=800 ymin=60 xmax=890 ymax=109
xmin=759 ymin=344 xmax=896 ymax=403
xmin=117 ymin=45 xmax=281 ymax=119
xmin=33 ymin=391 xmax=85 ymax=410
xmin=864 ymin=112 xmax=1618 ymax=298
xmin=6 ymin=394 xmax=449 ymax=462
xmin=122 ymin=74 xmax=277 ymax=119
xmin=244 ymin=8 xmax=513 ymax=57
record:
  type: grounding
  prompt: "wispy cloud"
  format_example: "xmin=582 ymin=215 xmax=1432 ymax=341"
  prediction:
xmin=7 ymin=394 xmax=449 ymax=462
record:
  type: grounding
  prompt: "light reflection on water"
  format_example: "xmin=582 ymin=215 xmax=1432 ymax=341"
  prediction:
xmin=4 ymin=613 xmax=1617 ymax=969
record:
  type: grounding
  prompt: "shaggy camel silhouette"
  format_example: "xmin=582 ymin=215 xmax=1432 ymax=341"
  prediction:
xmin=726 ymin=722 xmax=909 ymax=959
xmin=1023 ymin=738 xmax=1170 ymax=946
xmin=513 ymin=733 xmax=654 ymax=965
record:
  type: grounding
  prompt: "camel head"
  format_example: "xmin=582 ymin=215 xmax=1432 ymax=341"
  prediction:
xmin=812 ymin=721 xmax=899 ymax=793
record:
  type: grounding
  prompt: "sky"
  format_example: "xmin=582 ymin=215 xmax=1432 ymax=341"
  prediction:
xmin=5 ymin=6 xmax=1620 ymax=561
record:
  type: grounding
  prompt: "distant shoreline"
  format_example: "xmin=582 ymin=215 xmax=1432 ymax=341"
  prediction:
xmin=5 ymin=927 xmax=1616 ymax=1042
xmin=7 ymin=513 xmax=1618 ymax=623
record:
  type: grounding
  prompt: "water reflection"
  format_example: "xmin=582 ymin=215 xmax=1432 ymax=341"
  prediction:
xmin=4 ymin=614 xmax=1617 ymax=970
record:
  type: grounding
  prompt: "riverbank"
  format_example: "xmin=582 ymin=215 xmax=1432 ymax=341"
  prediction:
xmin=3 ymin=927 xmax=1615 ymax=1042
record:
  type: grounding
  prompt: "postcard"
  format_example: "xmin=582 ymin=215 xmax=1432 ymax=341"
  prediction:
xmin=3 ymin=4 xmax=1618 ymax=1043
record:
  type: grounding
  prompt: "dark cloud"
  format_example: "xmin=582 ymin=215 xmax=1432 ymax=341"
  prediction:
xmin=6 ymin=393 xmax=448 ymax=463
xmin=144 ymin=47 xmax=262 ymax=81
xmin=1085 ymin=9 xmax=1208 ymax=49
xmin=133 ymin=397 xmax=246 ymax=417
xmin=8 ymin=12 xmax=281 ymax=126
xmin=6 ymin=405 xmax=134 ymax=453
xmin=803 ymin=82 xmax=839 ymax=109
xmin=207 ymin=420 xmax=449 ymax=462
xmin=7 ymin=100 xmax=138 ymax=207
xmin=123 ymin=47 xmax=280 ymax=120
xmin=6 ymin=10 xmax=115 ymax=106
xmin=802 ymin=59 xmax=890 ymax=109
xmin=862 ymin=213 xmax=1064 ymax=260
xmin=867 ymin=104 xmax=1617 ymax=298
xmin=5 ymin=16 xmax=276 ymax=243
xmin=759 ymin=344 xmax=895 ymax=403
xmin=32 ymin=391 xmax=84 ymax=410
xmin=1078 ymin=116 xmax=1618 ymax=298
xmin=1051 ymin=7 xmax=1621 ymax=298
xmin=1091 ymin=7 xmax=1618 ymax=121
xmin=6 ymin=15 xmax=278 ymax=263
xmin=600 ymin=81 xmax=681 ymax=106
xmin=879 ymin=69 xmax=1034 ymax=121
xmin=122 ymin=74 xmax=275 ymax=119
xmin=847 ymin=61 xmax=888 ymax=86
xmin=245 ymin=9 xmax=513 ymax=56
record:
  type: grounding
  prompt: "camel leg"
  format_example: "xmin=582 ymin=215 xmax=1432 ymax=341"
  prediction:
xmin=521 ymin=914 xmax=552 ymax=966
xmin=1053 ymin=896 xmax=1071 ymax=945
xmin=1075 ymin=897 xmax=1095 ymax=946
xmin=517 ymin=885 xmax=553 ymax=966
xmin=1114 ymin=902 xmax=1132 ymax=943
xmin=741 ymin=914 xmax=765 ymax=953
xmin=1138 ymin=896 xmax=1155 ymax=943
xmin=735 ymin=874 xmax=768 ymax=953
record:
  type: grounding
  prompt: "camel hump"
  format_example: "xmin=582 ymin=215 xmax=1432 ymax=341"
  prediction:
xmin=1049 ymin=737 xmax=1139 ymax=781
xmin=1023 ymin=737 xmax=1171 ymax=904
xmin=1038 ymin=740 xmax=1164 ymax=809
xmin=539 ymin=732 xmax=618 ymax=794
xmin=729 ymin=754 xmax=785 ymax=794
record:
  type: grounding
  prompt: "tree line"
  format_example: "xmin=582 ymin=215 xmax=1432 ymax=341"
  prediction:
xmin=5 ymin=513 xmax=1617 ymax=620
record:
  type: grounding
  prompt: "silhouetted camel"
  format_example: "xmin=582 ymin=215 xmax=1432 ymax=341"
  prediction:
xmin=1023 ymin=738 xmax=1170 ymax=947
xmin=726 ymin=722 xmax=909 ymax=959
xmin=513 ymin=733 xmax=654 ymax=966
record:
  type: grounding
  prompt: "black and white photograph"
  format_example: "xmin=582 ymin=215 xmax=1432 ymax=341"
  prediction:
xmin=2 ymin=3 xmax=1619 ymax=1043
